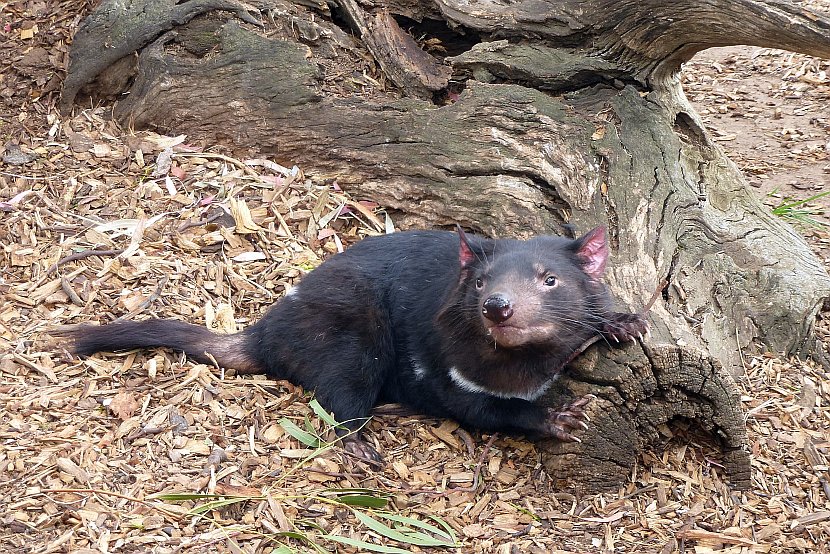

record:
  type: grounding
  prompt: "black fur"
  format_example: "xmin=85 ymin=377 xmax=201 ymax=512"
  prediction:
xmin=61 ymin=228 xmax=648 ymax=458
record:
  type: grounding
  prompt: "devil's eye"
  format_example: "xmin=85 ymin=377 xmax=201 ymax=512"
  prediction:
xmin=543 ymin=275 xmax=558 ymax=287
xmin=475 ymin=277 xmax=484 ymax=289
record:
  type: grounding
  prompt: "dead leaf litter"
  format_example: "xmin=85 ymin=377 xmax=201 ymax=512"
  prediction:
xmin=1 ymin=0 xmax=830 ymax=552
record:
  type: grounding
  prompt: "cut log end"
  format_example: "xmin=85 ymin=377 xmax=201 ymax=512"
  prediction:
xmin=538 ymin=343 xmax=751 ymax=491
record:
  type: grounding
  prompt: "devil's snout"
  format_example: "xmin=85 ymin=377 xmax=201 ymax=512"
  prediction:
xmin=482 ymin=294 xmax=514 ymax=323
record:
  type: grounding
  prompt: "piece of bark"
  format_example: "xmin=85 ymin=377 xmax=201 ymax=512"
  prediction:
xmin=339 ymin=0 xmax=451 ymax=97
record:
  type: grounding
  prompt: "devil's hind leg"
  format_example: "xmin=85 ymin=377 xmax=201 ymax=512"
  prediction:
xmin=253 ymin=298 xmax=396 ymax=462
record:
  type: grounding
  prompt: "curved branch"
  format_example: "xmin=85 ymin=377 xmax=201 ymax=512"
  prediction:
xmin=591 ymin=0 xmax=830 ymax=80
xmin=429 ymin=0 xmax=830 ymax=82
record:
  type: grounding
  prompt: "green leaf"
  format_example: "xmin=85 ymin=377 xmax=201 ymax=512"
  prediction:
xmin=309 ymin=398 xmax=339 ymax=427
xmin=188 ymin=496 xmax=250 ymax=515
xmin=324 ymin=535 xmax=412 ymax=554
xmin=272 ymin=530 xmax=329 ymax=554
xmin=279 ymin=417 xmax=323 ymax=447
xmin=272 ymin=531 xmax=311 ymax=541
xmin=322 ymin=488 xmax=391 ymax=508
xmin=334 ymin=494 xmax=388 ymax=508
xmin=777 ymin=189 xmax=830 ymax=209
xmin=423 ymin=513 xmax=460 ymax=544
xmin=377 ymin=513 xmax=457 ymax=544
xmin=352 ymin=511 xmax=456 ymax=547
xmin=296 ymin=518 xmax=327 ymax=534
xmin=511 ymin=503 xmax=541 ymax=522
xmin=769 ymin=189 xmax=830 ymax=228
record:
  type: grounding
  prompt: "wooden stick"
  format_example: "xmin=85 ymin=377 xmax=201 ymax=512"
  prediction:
xmin=46 ymin=249 xmax=124 ymax=275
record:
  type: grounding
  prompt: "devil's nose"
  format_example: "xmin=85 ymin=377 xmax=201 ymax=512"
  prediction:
xmin=482 ymin=295 xmax=513 ymax=323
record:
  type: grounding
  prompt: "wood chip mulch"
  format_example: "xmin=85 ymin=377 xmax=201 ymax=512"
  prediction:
xmin=1 ymin=0 xmax=830 ymax=552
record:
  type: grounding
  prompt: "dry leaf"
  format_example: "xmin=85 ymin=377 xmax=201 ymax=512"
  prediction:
xmin=208 ymin=303 xmax=236 ymax=334
xmin=109 ymin=391 xmax=139 ymax=421
xmin=56 ymin=457 xmax=90 ymax=484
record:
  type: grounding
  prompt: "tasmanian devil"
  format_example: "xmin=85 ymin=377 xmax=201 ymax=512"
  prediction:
xmin=60 ymin=226 xmax=648 ymax=461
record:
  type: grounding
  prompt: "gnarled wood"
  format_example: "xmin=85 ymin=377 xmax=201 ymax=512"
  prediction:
xmin=61 ymin=0 xmax=830 ymax=490
xmin=543 ymin=343 xmax=750 ymax=491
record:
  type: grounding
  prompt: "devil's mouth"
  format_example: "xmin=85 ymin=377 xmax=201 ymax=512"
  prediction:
xmin=486 ymin=321 xmax=560 ymax=348
xmin=486 ymin=323 xmax=528 ymax=343
xmin=486 ymin=322 xmax=522 ymax=333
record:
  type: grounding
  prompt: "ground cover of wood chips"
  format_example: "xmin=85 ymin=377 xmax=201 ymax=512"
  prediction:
xmin=2 ymin=1 xmax=830 ymax=552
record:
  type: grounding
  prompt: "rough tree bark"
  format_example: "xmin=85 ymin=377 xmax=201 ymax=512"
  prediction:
xmin=61 ymin=0 xmax=830 ymax=491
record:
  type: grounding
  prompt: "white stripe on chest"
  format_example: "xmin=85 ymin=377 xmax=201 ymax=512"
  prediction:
xmin=448 ymin=366 xmax=555 ymax=402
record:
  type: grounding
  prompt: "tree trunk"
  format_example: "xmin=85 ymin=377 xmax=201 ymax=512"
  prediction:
xmin=61 ymin=0 xmax=830 ymax=491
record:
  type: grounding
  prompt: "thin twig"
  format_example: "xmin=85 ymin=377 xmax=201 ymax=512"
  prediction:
xmin=176 ymin=209 xmax=227 ymax=232
xmin=561 ymin=278 xmax=669 ymax=368
xmin=38 ymin=488 xmax=185 ymax=519
xmin=60 ymin=276 xmax=84 ymax=306
xmin=447 ymin=433 xmax=499 ymax=493
xmin=122 ymin=274 xmax=170 ymax=319
xmin=173 ymin=152 xmax=261 ymax=177
xmin=46 ymin=248 xmax=124 ymax=275
xmin=644 ymin=278 xmax=669 ymax=312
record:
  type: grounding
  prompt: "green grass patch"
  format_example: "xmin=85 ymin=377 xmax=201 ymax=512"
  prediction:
xmin=769 ymin=189 xmax=830 ymax=228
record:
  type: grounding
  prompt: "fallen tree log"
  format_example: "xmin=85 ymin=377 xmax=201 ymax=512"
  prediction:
xmin=61 ymin=0 xmax=830 ymax=490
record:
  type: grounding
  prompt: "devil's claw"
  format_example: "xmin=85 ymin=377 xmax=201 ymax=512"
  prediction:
xmin=602 ymin=312 xmax=649 ymax=343
xmin=543 ymin=395 xmax=595 ymax=442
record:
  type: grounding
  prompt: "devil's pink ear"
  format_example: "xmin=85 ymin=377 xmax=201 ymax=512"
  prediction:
xmin=456 ymin=225 xmax=477 ymax=269
xmin=573 ymin=226 xmax=608 ymax=279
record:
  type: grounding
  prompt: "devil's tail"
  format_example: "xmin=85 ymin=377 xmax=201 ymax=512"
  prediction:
xmin=57 ymin=319 xmax=262 ymax=373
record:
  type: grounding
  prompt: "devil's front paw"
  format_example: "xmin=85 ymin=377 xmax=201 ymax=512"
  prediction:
xmin=542 ymin=395 xmax=594 ymax=442
xmin=602 ymin=312 xmax=649 ymax=343
xmin=342 ymin=436 xmax=384 ymax=465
